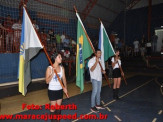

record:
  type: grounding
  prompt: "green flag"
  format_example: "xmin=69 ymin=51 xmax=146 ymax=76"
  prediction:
xmin=76 ymin=13 xmax=93 ymax=92
xmin=98 ymin=22 xmax=115 ymax=70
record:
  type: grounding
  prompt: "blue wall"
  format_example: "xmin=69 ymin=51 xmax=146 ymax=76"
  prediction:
xmin=0 ymin=52 xmax=49 ymax=83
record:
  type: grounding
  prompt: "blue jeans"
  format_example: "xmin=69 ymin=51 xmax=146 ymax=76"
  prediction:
xmin=91 ymin=79 xmax=102 ymax=107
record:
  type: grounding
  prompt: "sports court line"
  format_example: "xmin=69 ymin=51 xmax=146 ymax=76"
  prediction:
xmin=101 ymin=100 xmax=105 ymax=105
xmin=72 ymin=79 xmax=153 ymax=122
xmin=114 ymin=115 xmax=122 ymax=121
xmin=106 ymin=107 xmax=111 ymax=112
xmin=104 ymin=79 xmax=153 ymax=106
xmin=152 ymin=118 xmax=157 ymax=122
xmin=158 ymin=110 xmax=162 ymax=115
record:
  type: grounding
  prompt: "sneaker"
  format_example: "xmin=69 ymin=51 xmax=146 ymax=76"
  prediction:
xmin=90 ymin=107 xmax=99 ymax=113
xmin=96 ymin=105 xmax=105 ymax=109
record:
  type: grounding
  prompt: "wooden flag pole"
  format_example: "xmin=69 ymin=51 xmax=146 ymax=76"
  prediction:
xmin=98 ymin=18 xmax=127 ymax=85
xmin=24 ymin=6 xmax=69 ymax=98
xmin=117 ymin=62 xmax=127 ymax=85
xmin=74 ymin=6 xmax=111 ymax=88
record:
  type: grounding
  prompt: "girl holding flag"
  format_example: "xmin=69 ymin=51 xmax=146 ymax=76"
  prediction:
xmin=111 ymin=49 xmax=124 ymax=100
xmin=45 ymin=52 xmax=68 ymax=122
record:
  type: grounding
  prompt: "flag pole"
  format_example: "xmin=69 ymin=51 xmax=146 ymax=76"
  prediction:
xmin=118 ymin=62 xmax=127 ymax=85
xmin=98 ymin=19 xmax=127 ymax=85
xmin=74 ymin=6 xmax=111 ymax=88
xmin=23 ymin=6 xmax=69 ymax=98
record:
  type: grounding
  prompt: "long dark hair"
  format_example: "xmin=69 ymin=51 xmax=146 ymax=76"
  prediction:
xmin=114 ymin=48 xmax=120 ymax=59
xmin=51 ymin=52 xmax=62 ymax=64
xmin=114 ymin=48 xmax=120 ymax=53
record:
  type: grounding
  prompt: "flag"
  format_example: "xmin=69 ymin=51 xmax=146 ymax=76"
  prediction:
xmin=76 ymin=13 xmax=93 ymax=92
xmin=18 ymin=7 xmax=43 ymax=96
xmin=98 ymin=22 xmax=115 ymax=70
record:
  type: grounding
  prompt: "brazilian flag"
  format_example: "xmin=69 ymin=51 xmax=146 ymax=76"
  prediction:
xmin=76 ymin=13 xmax=93 ymax=92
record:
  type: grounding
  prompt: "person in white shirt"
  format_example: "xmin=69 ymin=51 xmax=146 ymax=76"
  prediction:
xmin=88 ymin=49 xmax=106 ymax=113
xmin=133 ymin=39 xmax=139 ymax=56
xmin=45 ymin=52 xmax=68 ymax=121
xmin=12 ymin=19 xmax=22 ymax=52
xmin=60 ymin=32 xmax=65 ymax=43
xmin=111 ymin=49 xmax=124 ymax=99
xmin=32 ymin=19 xmax=39 ymax=31
xmin=115 ymin=36 xmax=120 ymax=48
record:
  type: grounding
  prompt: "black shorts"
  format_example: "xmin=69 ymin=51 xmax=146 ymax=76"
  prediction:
xmin=113 ymin=68 xmax=121 ymax=78
xmin=48 ymin=89 xmax=63 ymax=101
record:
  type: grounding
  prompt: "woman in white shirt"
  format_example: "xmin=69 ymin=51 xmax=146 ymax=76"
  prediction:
xmin=111 ymin=49 xmax=124 ymax=99
xmin=45 ymin=52 xmax=68 ymax=121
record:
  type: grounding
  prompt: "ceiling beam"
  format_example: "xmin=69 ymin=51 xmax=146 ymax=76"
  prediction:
xmin=34 ymin=0 xmax=111 ymax=24
xmin=82 ymin=0 xmax=98 ymax=21
xmin=126 ymin=0 xmax=142 ymax=10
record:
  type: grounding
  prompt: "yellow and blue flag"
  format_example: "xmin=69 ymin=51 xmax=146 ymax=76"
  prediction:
xmin=18 ymin=7 xmax=43 ymax=96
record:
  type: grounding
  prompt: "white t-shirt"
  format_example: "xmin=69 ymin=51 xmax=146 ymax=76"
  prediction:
xmin=12 ymin=23 xmax=22 ymax=30
xmin=88 ymin=57 xmax=102 ymax=82
xmin=133 ymin=41 xmax=139 ymax=49
xmin=48 ymin=66 xmax=63 ymax=90
xmin=12 ymin=23 xmax=22 ymax=39
xmin=111 ymin=57 xmax=121 ymax=69
xmin=115 ymin=38 xmax=120 ymax=44
xmin=61 ymin=34 xmax=65 ymax=42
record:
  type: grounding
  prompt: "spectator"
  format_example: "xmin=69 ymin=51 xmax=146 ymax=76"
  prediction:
xmin=4 ymin=15 xmax=14 ymax=52
xmin=64 ymin=50 xmax=70 ymax=58
xmin=133 ymin=39 xmax=139 ymax=56
xmin=0 ymin=23 xmax=8 ymax=50
xmin=32 ymin=19 xmax=39 ymax=31
xmin=63 ymin=35 xmax=70 ymax=50
xmin=71 ymin=38 xmax=76 ymax=47
xmin=49 ymin=46 xmax=57 ymax=57
xmin=12 ymin=19 xmax=22 ymax=52
xmin=61 ymin=32 xmax=65 ymax=43
xmin=4 ymin=15 xmax=13 ymax=29
xmin=56 ymin=33 xmax=61 ymax=50
xmin=114 ymin=35 xmax=120 ymax=48
xmin=47 ymin=30 xmax=52 ymax=43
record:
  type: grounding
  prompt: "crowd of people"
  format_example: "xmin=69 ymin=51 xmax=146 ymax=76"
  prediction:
xmin=0 ymin=15 xmax=77 ymax=61
xmin=109 ymin=33 xmax=161 ymax=58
